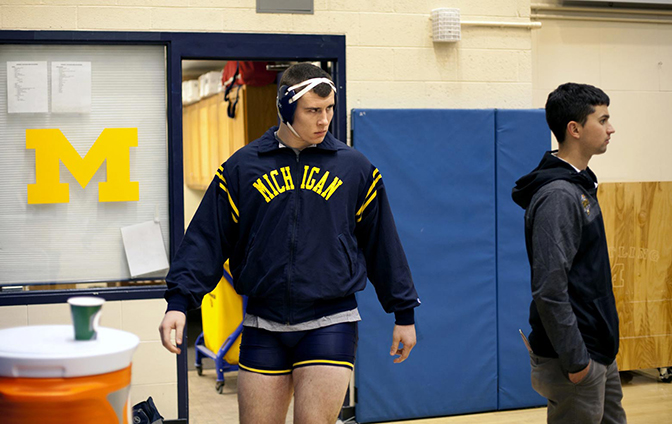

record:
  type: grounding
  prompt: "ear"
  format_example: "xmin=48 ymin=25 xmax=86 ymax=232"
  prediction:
xmin=566 ymin=121 xmax=581 ymax=140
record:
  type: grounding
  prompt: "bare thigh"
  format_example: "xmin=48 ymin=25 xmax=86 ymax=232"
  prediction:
xmin=292 ymin=365 xmax=352 ymax=424
xmin=238 ymin=369 xmax=294 ymax=424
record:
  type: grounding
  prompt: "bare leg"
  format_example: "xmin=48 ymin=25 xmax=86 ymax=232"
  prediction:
xmin=292 ymin=365 xmax=352 ymax=424
xmin=238 ymin=369 xmax=294 ymax=424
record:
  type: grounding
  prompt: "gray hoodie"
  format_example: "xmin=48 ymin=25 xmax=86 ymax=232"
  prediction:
xmin=512 ymin=151 xmax=619 ymax=373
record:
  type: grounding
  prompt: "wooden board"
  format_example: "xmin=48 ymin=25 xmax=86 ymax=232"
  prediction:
xmin=182 ymin=84 xmax=277 ymax=191
xmin=244 ymin=84 xmax=280 ymax=143
xmin=598 ymin=182 xmax=672 ymax=371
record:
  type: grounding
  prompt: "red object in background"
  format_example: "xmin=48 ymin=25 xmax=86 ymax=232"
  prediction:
xmin=222 ymin=61 xmax=277 ymax=89
xmin=222 ymin=61 xmax=277 ymax=118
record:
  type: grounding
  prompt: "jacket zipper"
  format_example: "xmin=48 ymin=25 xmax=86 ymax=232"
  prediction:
xmin=286 ymin=151 xmax=301 ymax=324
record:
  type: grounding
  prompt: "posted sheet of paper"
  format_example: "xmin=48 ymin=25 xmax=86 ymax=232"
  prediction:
xmin=52 ymin=62 xmax=92 ymax=113
xmin=120 ymin=220 xmax=170 ymax=279
xmin=7 ymin=61 xmax=48 ymax=114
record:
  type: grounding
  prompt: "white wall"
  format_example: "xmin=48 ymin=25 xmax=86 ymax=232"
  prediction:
xmin=0 ymin=0 xmax=534 ymax=112
xmin=532 ymin=2 xmax=672 ymax=182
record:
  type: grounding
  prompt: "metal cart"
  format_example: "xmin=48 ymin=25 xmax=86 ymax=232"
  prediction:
xmin=194 ymin=263 xmax=247 ymax=394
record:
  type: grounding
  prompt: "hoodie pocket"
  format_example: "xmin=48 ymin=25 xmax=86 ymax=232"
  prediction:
xmin=592 ymin=294 xmax=619 ymax=358
xmin=338 ymin=233 xmax=354 ymax=277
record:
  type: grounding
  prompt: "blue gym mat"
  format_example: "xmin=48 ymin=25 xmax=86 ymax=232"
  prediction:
xmin=352 ymin=109 xmax=498 ymax=423
xmin=351 ymin=108 xmax=551 ymax=422
xmin=495 ymin=109 xmax=549 ymax=410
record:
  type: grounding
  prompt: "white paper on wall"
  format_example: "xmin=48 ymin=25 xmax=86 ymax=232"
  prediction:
xmin=7 ymin=61 xmax=48 ymax=114
xmin=51 ymin=61 xmax=92 ymax=113
xmin=120 ymin=220 xmax=170 ymax=279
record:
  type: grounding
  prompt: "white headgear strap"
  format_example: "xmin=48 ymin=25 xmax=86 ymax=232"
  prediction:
xmin=287 ymin=78 xmax=336 ymax=104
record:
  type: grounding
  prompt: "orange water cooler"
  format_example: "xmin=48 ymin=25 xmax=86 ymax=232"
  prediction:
xmin=0 ymin=325 xmax=139 ymax=424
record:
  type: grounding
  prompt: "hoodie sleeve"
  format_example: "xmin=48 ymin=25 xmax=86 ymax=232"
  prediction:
xmin=164 ymin=164 xmax=239 ymax=313
xmin=354 ymin=166 xmax=420 ymax=325
xmin=528 ymin=186 xmax=591 ymax=373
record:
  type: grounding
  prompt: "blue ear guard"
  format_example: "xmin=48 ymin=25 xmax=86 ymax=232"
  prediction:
xmin=276 ymin=78 xmax=336 ymax=125
xmin=277 ymin=84 xmax=298 ymax=125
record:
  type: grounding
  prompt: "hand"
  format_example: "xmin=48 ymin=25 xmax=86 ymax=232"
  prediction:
xmin=390 ymin=324 xmax=417 ymax=363
xmin=569 ymin=360 xmax=591 ymax=384
xmin=159 ymin=310 xmax=186 ymax=354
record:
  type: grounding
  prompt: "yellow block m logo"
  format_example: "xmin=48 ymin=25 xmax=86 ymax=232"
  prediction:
xmin=26 ymin=128 xmax=139 ymax=204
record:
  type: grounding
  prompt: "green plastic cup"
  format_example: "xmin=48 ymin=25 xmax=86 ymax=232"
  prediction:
xmin=68 ymin=296 xmax=105 ymax=341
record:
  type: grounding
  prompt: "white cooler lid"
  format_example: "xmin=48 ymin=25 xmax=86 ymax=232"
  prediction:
xmin=0 ymin=325 xmax=140 ymax=378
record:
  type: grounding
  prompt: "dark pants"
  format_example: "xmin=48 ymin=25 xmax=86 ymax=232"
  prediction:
xmin=530 ymin=352 xmax=627 ymax=424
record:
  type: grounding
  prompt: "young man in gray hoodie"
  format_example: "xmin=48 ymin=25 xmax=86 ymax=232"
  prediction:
xmin=512 ymin=83 xmax=626 ymax=423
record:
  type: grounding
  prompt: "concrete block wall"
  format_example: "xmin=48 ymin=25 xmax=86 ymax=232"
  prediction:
xmin=0 ymin=0 xmax=535 ymax=114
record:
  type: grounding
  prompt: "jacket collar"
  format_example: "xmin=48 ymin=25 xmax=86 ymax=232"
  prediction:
xmin=258 ymin=126 xmax=339 ymax=154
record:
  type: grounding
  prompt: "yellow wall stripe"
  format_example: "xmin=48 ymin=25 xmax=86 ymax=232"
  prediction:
xmin=293 ymin=359 xmax=354 ymax=369
xmin=239 ymin=363 xmax=292 ymax=375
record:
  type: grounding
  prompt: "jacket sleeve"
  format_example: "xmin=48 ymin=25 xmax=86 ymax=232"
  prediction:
xmin=529 ymin=188 xmax=591 ymax=373
xmin=354 ymin=166 xmax=420 ymax=325
xmin=164 ymin=164 xmax=239 ymax=313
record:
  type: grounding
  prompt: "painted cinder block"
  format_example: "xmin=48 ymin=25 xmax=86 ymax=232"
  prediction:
xmin=393 ymin=46 xmax=459 ymax=82
xmin=119 ymin=0 xmax=186 ymax=6
xmin=150 ymin=7 xmax=223 ymax=31
xmin=0 ymin=305 xmax=28 ymax=329
xmin=222 ymin=8 xmax=293 ymax=33
xmin=424 ymin=81 xmax=532 ymax=108
xmin=27 ymin=302 xmax=70 ymax=325
xmin=348 ymin=47 xmax=395 ymax=81
xmin=359 ymin=12 xmax=432 ymax=48
xmin=291 ymin=11 xmax=359 ymax=45
xmin=100 ymin=300 xmax=123 ymax=330
xmin=131 ymin=341 xmax=178 ymax=385
xmin=458 ymin=49 xmax=519 ymax=82
xmin=121 ymin=298 xmax=166 ymax=342
xmin=347 ymin=81 xmax=427 ymax=109
xmin=42 ymin=0 xmax=117 ymax=5
xmin=2 ymin=6 xmax=77 ymax=29
xmin=460 ymin=26 xmax=532 ymax=50
xmin=461 ymin=0 xmax=530 ymax=18
xmin=330 ymin=0 xmax=394 ymax=13
xmin=77 ymin=7 xmax=151 ymax=30
xmin=518 ymin=49 xmax=532 ymax=82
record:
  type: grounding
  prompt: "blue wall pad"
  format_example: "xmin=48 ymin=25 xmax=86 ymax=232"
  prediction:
xmin=495 ymin=109 xmax=549 ymax=410
xmin=352 ymin=109 xmax=498 ymax=423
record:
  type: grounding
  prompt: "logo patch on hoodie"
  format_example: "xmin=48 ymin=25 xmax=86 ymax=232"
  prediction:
xmin=581 ymin=194 xmax=590 ymax=216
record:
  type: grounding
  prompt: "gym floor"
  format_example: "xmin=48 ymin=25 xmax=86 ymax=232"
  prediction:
xmin=186 ymin=310 xmax=672 ymax=423
xmin=187 ymin=366 xmax=672 ymax=424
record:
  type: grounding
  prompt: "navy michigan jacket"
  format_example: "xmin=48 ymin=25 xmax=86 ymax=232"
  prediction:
xmin=165 ymin=127 xmax=420 ymax=325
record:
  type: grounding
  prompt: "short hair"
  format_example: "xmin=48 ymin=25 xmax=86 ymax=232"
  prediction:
xmin=279 ymin=63 xmax=333 ymax=98
xmin=545 ymin=83 xmax=610 ymax=143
